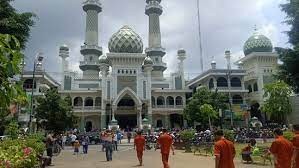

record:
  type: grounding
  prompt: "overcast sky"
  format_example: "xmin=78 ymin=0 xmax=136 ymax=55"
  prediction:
xmin=13 ymin=0 xmax=289 ymax=81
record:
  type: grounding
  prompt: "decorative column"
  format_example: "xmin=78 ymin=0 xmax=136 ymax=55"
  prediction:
xmin=164 ymin=113 xmax=170 ymax=129
xmin=137 ymin=107 xmax=143 ymax=129
xmin=143 ymin=56 xmax=154 ymax=125
xmin=145 ymin=0 xmax=166 ymax=79
xmin=99 ymin=55 xmax=109 ymax=129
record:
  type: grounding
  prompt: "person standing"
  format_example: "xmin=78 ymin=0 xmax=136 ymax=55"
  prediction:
xmin=157 ymin=129 xmax=175 ymax=168
xmin=105 ymin=130 xmax=114 ymax=161
xmin=82 ymin=135 xmax=90 ymax=154
xmin=292 ymin=124 xmax=299 ymax=168
xmin=62 ymin=134 xmax=67 ymax=149
xmin=46 ymin=132 xmax=55 ymax=166
xmin=117 ymin=131 xmax=122 ymax=144
xmin=113 ymin=132 xmax=118 ymax=151
xmin=270 ymin=128 xmax=293 ymax=168
xmin=214 ymin=130 xmax=236 ymax=168
xmin=73 ymin=140 xmax=80 ymax=155
xmin=127 ymin=131 xmax=132 ymax=143
xmin=134 ymin=131 xmax=146 ymax=166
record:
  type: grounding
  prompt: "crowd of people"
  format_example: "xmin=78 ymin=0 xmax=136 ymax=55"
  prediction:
xmin=42 ymin=124 xmax=299 ymax=168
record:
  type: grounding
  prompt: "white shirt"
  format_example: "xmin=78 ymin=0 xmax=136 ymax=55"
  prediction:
xmin=71 ymin=134 xmax=77 ymax=142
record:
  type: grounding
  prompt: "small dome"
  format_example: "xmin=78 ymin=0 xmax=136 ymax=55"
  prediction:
xmin=143 ymin=56 xmax=153 ymax=65
xmin=243 ymin=31 xmax=273 ymax=56
xmin=238 ymin=61 xmax=244 ymax=65
xmin=211 ymin=60 xmax=216 ymax=64
xmin=177 ymin=48 xmax=186 ymax=55
xmin=108 ymin=25 xmax=143 ymax=53
xmin=99 ymin=55 xmax=109 ymax=64
xmin=60 ymin=44 xmax=69 ymax=51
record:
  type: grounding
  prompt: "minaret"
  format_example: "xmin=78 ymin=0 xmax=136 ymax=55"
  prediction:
xmin=145 ymin=0 xmax=166 ymax=80
xmin=59 ymin=45 xmax=70 ymax=90
xmin=177 ymin=48 xmax=186 ymax=89
xmin=79 ymin=0 xmax=103 ymax=79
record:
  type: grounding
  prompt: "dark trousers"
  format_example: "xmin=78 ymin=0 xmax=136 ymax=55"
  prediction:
xmin=113 ymin=141 xmax=118 ymax=151
xmin=105 ymin=143 xmax=113 ymax=161
xmin=83 ymin=145 xmax=88 ymax=154
xmin=46 ymin=148 xmax=53 ymax=165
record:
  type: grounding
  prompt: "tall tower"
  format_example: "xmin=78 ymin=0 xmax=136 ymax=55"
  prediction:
xmin=79 ymin=0 xmax=103 ymax=79
xmin=145 ymin=0 xmax=166 ymax=80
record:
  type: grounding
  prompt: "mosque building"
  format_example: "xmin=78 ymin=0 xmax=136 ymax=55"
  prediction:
xmin=58 ymin=0 xmax=190 ymax=131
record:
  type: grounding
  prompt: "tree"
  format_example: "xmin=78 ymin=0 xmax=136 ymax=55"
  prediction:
xmin=276 ymin=1 xmax=299 ymax=93
xmin=262 ymin=81 xmax=292 ymax=124
xmin=35 ymin=88 xmax=77 ymax=133
xmin=184 ymin=87 xmax=228 ymax=127
xmin=0 ymin=0 xmax=35 ymax=49
xmin=0 ymin=34 xmax=27 ymax=135
xmin=200 ymin=104 xmax=217 ymax=131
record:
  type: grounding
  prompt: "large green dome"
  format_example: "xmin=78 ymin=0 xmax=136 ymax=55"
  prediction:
xmin=108 ymin=25 xmax=143 ymax=53
xmin=243 ymin=31 xmax=273 ymax=56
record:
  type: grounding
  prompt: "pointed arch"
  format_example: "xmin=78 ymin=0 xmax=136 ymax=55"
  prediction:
xmin=112 ymin=87 xmax=142 ymax=107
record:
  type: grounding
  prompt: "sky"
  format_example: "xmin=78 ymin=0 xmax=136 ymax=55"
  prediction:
xmin=13 ymin=0 xmax=289 ymax=82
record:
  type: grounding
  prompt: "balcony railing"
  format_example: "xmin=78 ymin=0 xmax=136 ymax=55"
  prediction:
xmin=73 ymin=106 xmax=102 ymax=110
xmin=152 ymin=105 xmax=184 ymax=109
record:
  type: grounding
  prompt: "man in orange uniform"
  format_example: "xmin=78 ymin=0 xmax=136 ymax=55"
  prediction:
xmin=157 ymin=129 xmax=174 ymax=168
xmin=292 ymin=124 xmax=299 ymax=168
xmin=134 ymin=131 xmax=146 ymax=166
xmin=214 ymin=130 xmax=236 ymax=168
xmin=270 ymin=128 xmax=293 ymax=168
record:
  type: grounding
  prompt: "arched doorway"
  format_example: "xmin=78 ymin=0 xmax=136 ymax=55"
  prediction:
xmin=170 ymin=114 xmax=183 ymax=128
xmin=156 ymin=120 xmax=163 ymax=128
xmin=116 ymin=94 xmax=137 ymax=129
xmin=85 ymin=121 xmax=92 ymax=132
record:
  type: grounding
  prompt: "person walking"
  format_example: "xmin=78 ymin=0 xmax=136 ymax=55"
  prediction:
xmin=62 ymin=134 xmax=67 ymax=149
xmin=105 ymin=130 xmax=114 ymax=161
xmin=134 ymin=131 xmax=146 ymax=166
xmin=214 ymin=129 xmax=236 ymax=168
xmin=45 ymin=132 xmax=55 ymax=166
xmin=117 ymin=131 xmax=122 ymax=144
xmin=157 ymin=129 xmax=175 ymax=168
xmin=292 ymin=124 xmax=299 ymax=168
xmin=100 ymin=130 xmax=107 ymax=152
xmin=82 ymin=135 xmax=90 ymax=154
xmin=269 ymin=128 xmax=293 ymax=168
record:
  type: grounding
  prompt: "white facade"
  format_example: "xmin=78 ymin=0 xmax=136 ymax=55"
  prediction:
xmin=58 ymin=0 xmax=190 ymax=131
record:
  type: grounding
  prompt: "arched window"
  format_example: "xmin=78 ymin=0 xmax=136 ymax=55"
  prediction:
xmin=85 ymin=97 xmax=93 ymax=106
xmin=166 ymin=96 xmax=174 ymax=106
xmin=248 ymin=85 xmax=252 ymax=93
xmin=74 ymin=97 xmax=83 ymax=106
xmin=217 ymin=77 xmax=228 ymax=87
xmin=253 ymin=83 xmax=258 ymax=92
xmin=175 ymin=96 xmax=183 ymax=106
xmin=157 ymin=96 xmax=165 ymax=106
xmin=232 ymin=95 xmax=243 ymax=104
xmin=231 ymin=77 xmax=241 ymax=87
xmin=156 ymin=120 xmax=163 ymax=128
xmin=151 ymin=96 xmax=156 ymax=107
xmin=95 ymin=97 xmax=101 ymax=107
xmin=23 ymin=79 xmax=36 ymax=89
xmin=209 ymin=79 xmax=214 ymax=89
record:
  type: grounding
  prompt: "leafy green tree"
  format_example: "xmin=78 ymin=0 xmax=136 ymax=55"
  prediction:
xmin=200 ymin=104 xmax=217 ymax=131
xmin=35 ymin=88 xmax=77 ymax=133
xmin=0 ymin=0 xmax=35 ymax=49
xmin=0 ymin=34 xmax=27 ymax=135
xmin=276 ymin=1 xmax=299 ymax=93
xmin=184 ymin=87 xmax=228 ymax=126
xmin=262 ymin=81 xmax=292 ymax=124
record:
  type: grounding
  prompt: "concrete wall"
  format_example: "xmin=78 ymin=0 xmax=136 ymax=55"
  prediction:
xmin=289 ymin=95 xmax=299 ymax=124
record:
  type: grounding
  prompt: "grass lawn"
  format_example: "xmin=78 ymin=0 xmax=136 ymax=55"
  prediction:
xmin=191 ymin=142 xmax=273 ymax=166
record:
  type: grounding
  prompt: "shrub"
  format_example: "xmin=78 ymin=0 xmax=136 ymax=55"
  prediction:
xmin=180 ymin=130 xmax=195 ymax=152
xmin=283 ymin=131 xmax=294 ymax=141
xmin=0 ymin=137 xmax=45 ymax=168
xmin=223 ymin=129 xmax=235 ymax=142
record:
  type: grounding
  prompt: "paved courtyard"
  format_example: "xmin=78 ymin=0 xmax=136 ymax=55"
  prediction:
xmin=53 ymin=144 xmax=272 ymax=168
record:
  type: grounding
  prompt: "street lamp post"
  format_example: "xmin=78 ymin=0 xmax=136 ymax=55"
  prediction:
xmin=225 ymin=50 xmax=233 ymax=128
xmin=28 ymin=53 xmax=43 ymax=133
